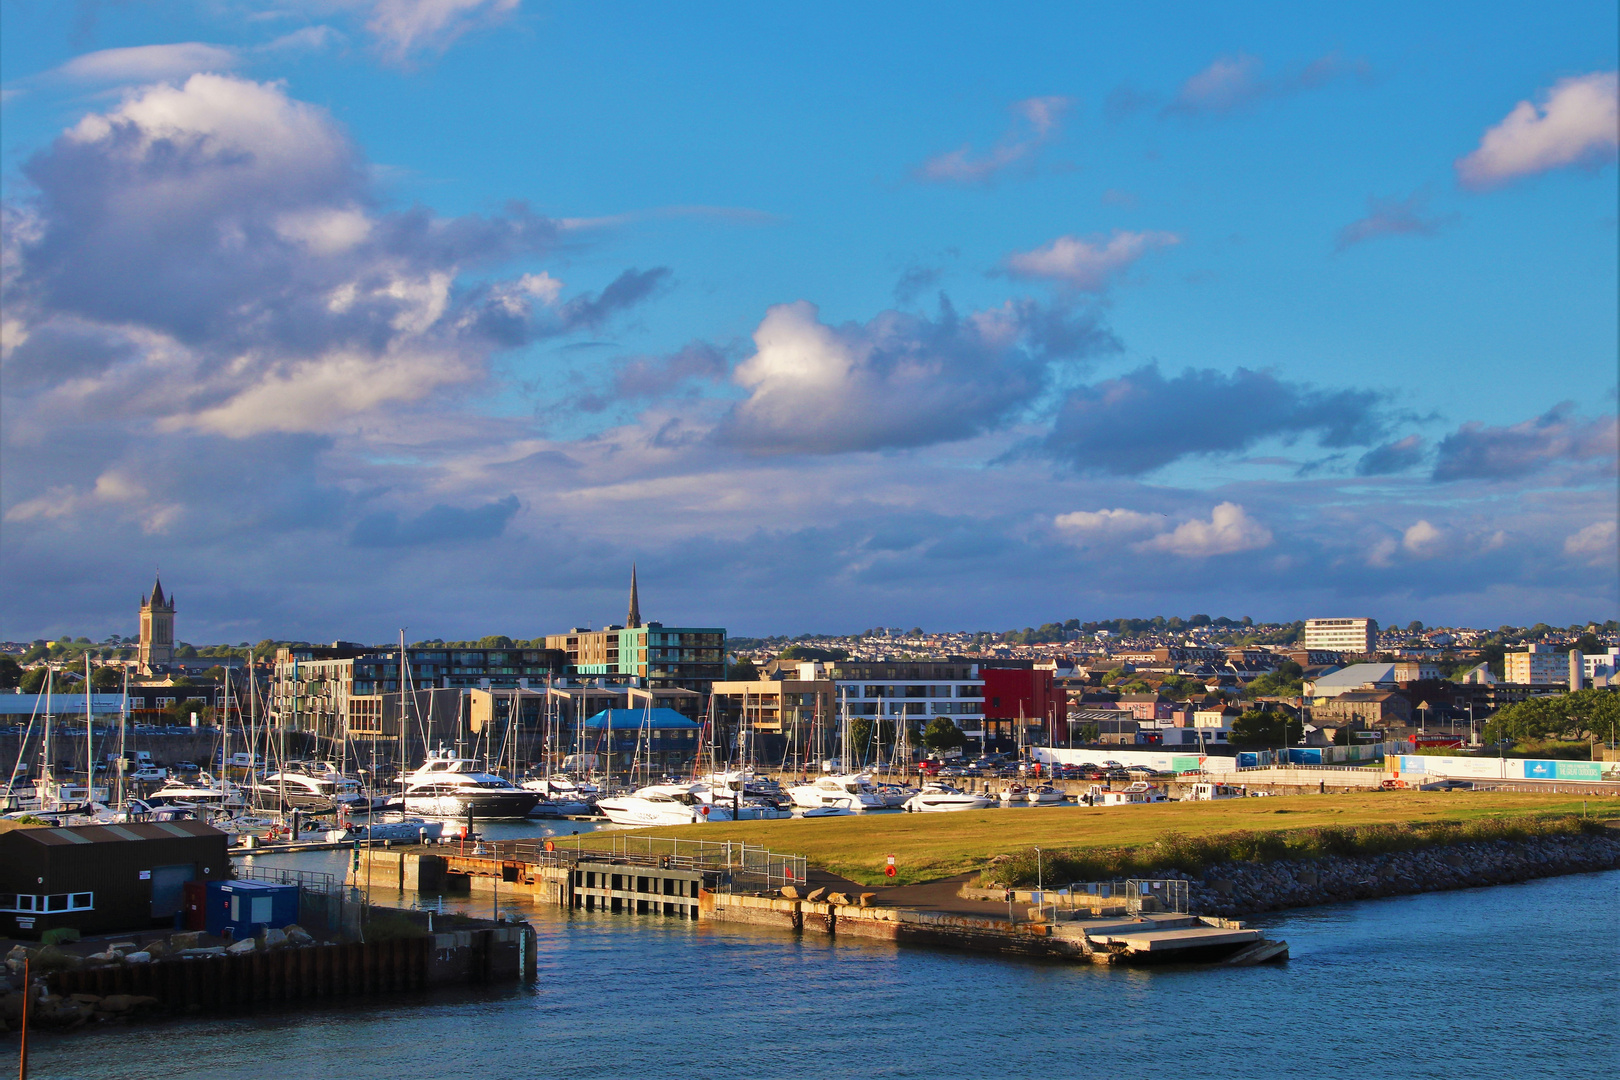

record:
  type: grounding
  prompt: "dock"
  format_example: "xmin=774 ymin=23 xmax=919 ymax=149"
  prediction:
xmin=349 ymin=838 xmax=1286 ymax=966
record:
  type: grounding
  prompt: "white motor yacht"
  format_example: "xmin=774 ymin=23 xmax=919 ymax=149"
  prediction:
xmin=253 ymin=763 xmax=379 ymax=815
xmin=520 ymin=776 xmax=597 ymax=816
xmin=1086 ymin=781 xmax=1169 ymax=806
xmin=1026 ymin=784 xmax=1066 ymax=806
xmin=787 ymin=774 xmax=886 ymax=812
xmin=401 ymin=752 xmax=540 ymax=819
xmin=1181 ymin=782 xmax=1245 ymax=801
xmin=597 ymin=784 xmax=737 ymax=826
xmin=999 ymin=784 xmax=1031 ymax=806
xmin=149 ymin=772 xmax=244 ymax=809
xmin=903 ymin=783 xmax=994 ymax=812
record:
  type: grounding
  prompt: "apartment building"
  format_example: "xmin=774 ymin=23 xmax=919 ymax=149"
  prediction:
xmin=825 ymin=659 xmax=986 ymax=743
xmin=1504 ymin=644 xmax=1571 ymax=686
xmin=542 ymin=570 xmax=724 ymax=694
xmin=1304 ymin=618 xmax=1378 ymax=654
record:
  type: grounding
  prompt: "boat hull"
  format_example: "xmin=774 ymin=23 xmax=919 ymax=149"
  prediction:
xmin=403 ymin=791 xmax=541 ymax=820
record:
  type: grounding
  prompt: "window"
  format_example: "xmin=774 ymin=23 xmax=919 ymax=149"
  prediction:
xmin=2 ymin=893 xmax=91 ymax=913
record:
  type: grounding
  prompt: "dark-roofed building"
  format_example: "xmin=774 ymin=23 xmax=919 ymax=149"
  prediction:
xmin=0 ymin=821 xmax=229 ymax=939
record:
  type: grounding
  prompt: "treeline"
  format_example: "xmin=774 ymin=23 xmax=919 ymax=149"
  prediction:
xmin=1484 ymin=688 xmax=1620 ymax=744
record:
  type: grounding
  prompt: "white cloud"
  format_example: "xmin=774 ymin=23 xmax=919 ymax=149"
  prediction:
xmin=53 ymin=43 xmax=239 ymax=83
xmin=1564 ymin=520 xmax=1618 ymax=562
xmin=1136 ymin=502 xmax=1272 ymax=557
xmin=1004 ymin=230 xmax=1180 ymax=291
xmin=914 ymin=96 xmax=1072 ymax=184
xmin=366 ymin=0 xmax=522 ymax=63
xmin=1402 ymin=519 xmax=1446 ymax=558
xmin=1172 ymin=54 xmax=1265 ymax=113
xmin=1456 ymin=71 xmax=1619 ymax=189
xmin=1054 ymin=508 xmax=1162 ymax=541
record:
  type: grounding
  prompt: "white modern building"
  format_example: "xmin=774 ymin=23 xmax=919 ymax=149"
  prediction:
xmin=1304 ymin=618 xmax=1378 ymax=654
xmin=823 ymin=659 xmax=986 ymax=742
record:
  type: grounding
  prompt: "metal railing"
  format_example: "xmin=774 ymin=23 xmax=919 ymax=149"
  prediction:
xmin=237 ymin=864 xmax=340 ymax=893
xmin=481 ymin=834 xmax=808 ymax=891
xmin=1063 ymin=879 xmax=1190 ymax=915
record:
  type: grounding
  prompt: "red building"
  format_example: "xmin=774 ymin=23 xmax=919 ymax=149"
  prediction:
xmin=981 ymin=666 xmax=1063 ymax=748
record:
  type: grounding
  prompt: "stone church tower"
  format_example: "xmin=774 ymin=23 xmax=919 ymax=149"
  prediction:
xmin=138 ymin=575 xmax=175 ymax=672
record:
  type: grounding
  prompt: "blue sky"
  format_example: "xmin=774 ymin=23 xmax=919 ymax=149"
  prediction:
xmin=1 ymin=1 xmax=1615 ymax=643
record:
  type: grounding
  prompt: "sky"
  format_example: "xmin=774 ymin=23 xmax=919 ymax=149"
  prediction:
xmin=0 ymin=1 xmax=1616 ymax=644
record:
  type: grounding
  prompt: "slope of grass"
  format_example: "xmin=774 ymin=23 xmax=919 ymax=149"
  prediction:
xmin=563 ymin=792 xmax=1618 ymax=886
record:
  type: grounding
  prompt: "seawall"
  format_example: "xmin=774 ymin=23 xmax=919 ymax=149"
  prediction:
xmin=1173 ymin=831 xmax=1620 ymax=916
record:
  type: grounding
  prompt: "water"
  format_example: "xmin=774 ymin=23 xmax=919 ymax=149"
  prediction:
xmin=20 ymin=869 xmax=1618 ymax=1080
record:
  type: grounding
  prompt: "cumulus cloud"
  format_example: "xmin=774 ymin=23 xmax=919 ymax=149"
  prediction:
xmin=352 ymin=494 xmax=520 ymax=547
xmin=1355 ymin=434 xmax=1427 ymax=475
xmin=367 ymin=0 xmax=523 ymax=63
xmin=579 ymin=342 xmax=730 ymax=413
xmin=1402 ymin=519 xmax=1446 ymax=558
xmin=52 ymin=43 xmax=239 ymax=83
xmin=2 ymin=74 xmax=654 ymax=441
xmin=1334 ymin=192 xmax=1453 ymax=252
xmin=1163 ymin=51 xmax=1367 ymax=118
xmin=913 ymin=96 xmax=1072 ymax=184
xmin=1036 ymin=364 xmax=1387 ymax=475
xmin=1054 ymin=507 xmax=1163 ymax=542
xmin=1137 ymin=502 xmax=1272 ymax=557
xmin=717 ymin=297 xmax=1116 ymax=455
xmin=1003 ymin=230 xmax=1181 ymax=291
xmin=1564 ymin=520 xmax=1617 ymax=562
xmin=1432 ymin=404 xmax=1618 ymax=482
xmin=1456 ymin=72 xmax=1619 ymax=189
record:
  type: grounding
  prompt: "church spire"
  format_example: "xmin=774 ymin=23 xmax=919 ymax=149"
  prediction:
xmin=627 ymin=564 xmax=642 ymax=629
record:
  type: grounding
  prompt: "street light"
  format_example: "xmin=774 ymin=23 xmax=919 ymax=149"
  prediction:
xmin=1033 ymin=846 xmax=1043 ymax=891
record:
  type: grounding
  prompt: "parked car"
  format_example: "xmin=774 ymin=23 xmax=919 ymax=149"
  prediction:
xmin=172 ymin=760 xmax=200 ymax=773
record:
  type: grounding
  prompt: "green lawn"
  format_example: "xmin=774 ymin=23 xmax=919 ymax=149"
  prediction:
xmin=566 ymin=792 xmax=1618 ymax=885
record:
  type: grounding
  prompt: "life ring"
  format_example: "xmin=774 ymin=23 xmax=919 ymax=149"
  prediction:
xmin=544 ymin=839 xmax=556 ymax=852
xmin=700 ymin=805 xmax=711 ymax=818
xmin=266 ymin=827 xmax=281 ymax=842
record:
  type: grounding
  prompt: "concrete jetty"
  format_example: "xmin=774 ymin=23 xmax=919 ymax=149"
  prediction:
xmin=349 ymin=841 xmax=1285 ymax=966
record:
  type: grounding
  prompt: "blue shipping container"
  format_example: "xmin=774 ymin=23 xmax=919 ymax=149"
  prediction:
xmin=206 ymin=880 xmax=300 ymax=939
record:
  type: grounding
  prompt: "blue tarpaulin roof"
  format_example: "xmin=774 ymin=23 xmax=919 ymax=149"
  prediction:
xmin=583 ymin=708 xmax=700 ymax=730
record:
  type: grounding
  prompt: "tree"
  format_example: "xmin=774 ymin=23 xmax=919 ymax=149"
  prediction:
xmin=1407 ymin=620 xmax=1425 ymax=633
xmin=20 ymin=667 xmax=50 ymax=694
xmin=90 ymin=665 xmax=124 ymax=691
xmin=1574 ymin=632 xmax=1602 ymax=655
xmin=478 ymin=635 xmax=516 ymax=649
xmin=921 ymin=716 xmax=966 ymax=753
xmin=0 ymin=657 xmax=20 ymax=689
xmin=175 ymin=643 xmax=198 ymax=659
xmin=726 ymin=657 xmax=760 ymax=682
xmin=1484 ymin=688 xmax=1620 ymax=745
xmin=778 ymin=645 xmax=848 ymax=662
xmin=1230 ymin=708 xmax=1304 ymax=747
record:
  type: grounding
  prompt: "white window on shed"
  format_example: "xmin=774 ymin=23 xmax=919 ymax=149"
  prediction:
xmin=251 ymin=896 xmax=272 ymax=923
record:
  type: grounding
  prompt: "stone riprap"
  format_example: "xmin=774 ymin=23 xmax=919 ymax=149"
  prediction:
xmin=1176 ymin=832 xmax=1620 ymax=917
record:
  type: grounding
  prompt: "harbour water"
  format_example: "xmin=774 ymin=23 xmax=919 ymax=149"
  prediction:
xmin=20 ymin=866 xmax=1617 ymax=1079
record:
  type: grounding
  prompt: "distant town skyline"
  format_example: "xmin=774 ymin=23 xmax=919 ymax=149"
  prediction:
xmin=1 ymin=3 xmax=1615 ymax=643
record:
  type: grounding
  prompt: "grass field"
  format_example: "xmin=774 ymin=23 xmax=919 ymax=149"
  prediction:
xmin=565 ymin=792 xmax=1618 ymax=886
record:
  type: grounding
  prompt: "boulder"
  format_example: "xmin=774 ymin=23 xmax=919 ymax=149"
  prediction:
xmin=85 ymin=950 xmax=122 ymax=964
xmin=178 ymin=946 xmax=226 ymax=958
xmin=1295 ymin=870 xmax=1319 ymax=887
xmin=779 ymin=886 xmax=800 ymax=900
xmin=70 ymin=993 xmax=102 ymax=1005
xmin=859 ymin=893 xmax=878 ymax=908
xmin=1208 ymin=877 xmax=1236 ymax=896
xmin=1444 ymin=853 xmax=1467 ymax=868
xmin=226 ymin=938 xmax=256 ymax=955
xmin=144 ymin=939 xmax=169 ymax=958
xmin=260 ymin=928 xmax=288 ymax=949
xmin=1 ymin=992 xmax=26 ymax=1021
xmin=169 ymin=931 xmax=202 ymax=951
xmin=108 ymin=942 xmax=139 ymax=953
xmin=124 ymin=951 xmax=152 ymax=964
xmin=805 ymin=887 xmax=828 ymax=902
xmin=826 ymin=892 xmax=851 ymax=906
xmin=285 ymin=926 xmax=316 ymax=946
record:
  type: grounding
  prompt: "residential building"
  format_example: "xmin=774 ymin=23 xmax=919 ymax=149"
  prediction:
xmin=1116 ymin=694 xmax=1177 ymax=722
xmin=1583 ymin=648 xmax=1620 ymax=681
xmin=1392 ymin=659 xmax=1441 ymax=682
xmin=543 ymin=570 xmax=725 ymax=695
xmin=1503 ymin=644 xmax=1570 ymax=686
xmin=826 ymin=659 xmax=986 ymax=746
xmin=1304 ymin=618 xmax=1378 ymax=654
xmin=273 ymin=643 xmax=566 ymax=742
xmin=711 ymin=665 xmax=836 ymax=737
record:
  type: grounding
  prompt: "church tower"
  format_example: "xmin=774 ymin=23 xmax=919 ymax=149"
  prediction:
xmin=626 ymin=564 xmax=642 ymax=629
xmin=138 ymin=575 xmax=175 ymax=672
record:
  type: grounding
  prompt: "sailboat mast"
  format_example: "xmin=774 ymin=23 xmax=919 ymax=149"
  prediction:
xmin=85 ymin=653 xmax=94 ymax=802
xmin=118 ymin=665 xmax=129 ymax=811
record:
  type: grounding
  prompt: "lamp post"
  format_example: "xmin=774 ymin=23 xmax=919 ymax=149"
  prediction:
xmin=1033 ymin=846 xmax=1043 ymax=892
